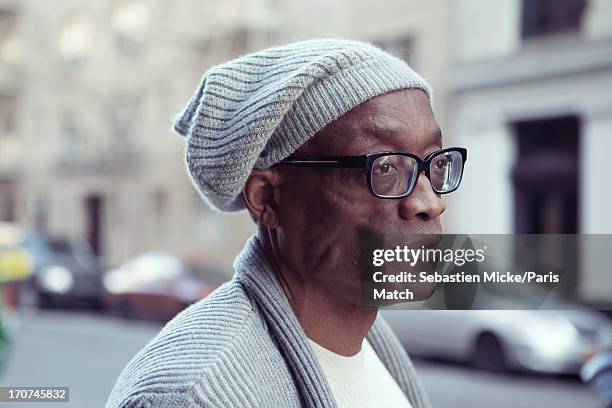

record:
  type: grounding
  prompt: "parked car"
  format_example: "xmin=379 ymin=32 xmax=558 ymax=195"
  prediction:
xmin=1 ymin=223 xmax=102 ymax=308
xmin=382 ymin=308 xmax=612 ymax=375
xmin=103 ymin=252 xmax=215 ymax=321
xmin=22 ymin=232 xmax=104 ymax=309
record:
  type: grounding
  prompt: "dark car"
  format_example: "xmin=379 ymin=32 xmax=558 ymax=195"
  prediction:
xmin=22 ymin=232 xmax=104 ymax=309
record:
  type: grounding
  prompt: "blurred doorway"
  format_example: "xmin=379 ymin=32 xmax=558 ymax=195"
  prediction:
xmin=84 ymin=194 xmax=104 ymax=256
xmin=512 ymin=115 xmax=580 ymax=234
xmin=512 ymin=115 xmax=581 ymax=296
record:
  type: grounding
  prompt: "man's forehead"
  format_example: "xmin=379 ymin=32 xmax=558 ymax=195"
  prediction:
xmin=308 ymin=89 xmax=441 ymax=154
xmin=346 ymin=89 xmax=433 ymax=127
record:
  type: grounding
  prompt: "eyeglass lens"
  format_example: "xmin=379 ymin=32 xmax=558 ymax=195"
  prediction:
xmin=429 ymin=150 xmax=463 ymax=193
xmin=370 ymin=150 xmax=463 ymax=197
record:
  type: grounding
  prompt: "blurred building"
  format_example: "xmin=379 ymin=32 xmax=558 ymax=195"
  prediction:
xmin=1 ymin=0 xmax=453 ymax=272
xmin=446 ymin=0 xmax=612 ymax=303
xmin=0 ymin=0 xmax=19 ymax=224
xmin=0 ymin=0 xmax=280 ymax=271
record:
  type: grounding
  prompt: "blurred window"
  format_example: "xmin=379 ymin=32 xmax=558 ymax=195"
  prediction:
xmin=153 ymin=189 xmax=167 ymax=237
xmin=521 ymin=0 xmax=588 ymax=39
xmin=0 ymin=10 xmax=20 ymax=63
xmin=0 ymin=180 xmax=16 ymax=222
xmin=0 ymin=95 xmax=18 ymax=223
xmin=60 ymin=112 xmax=84 ymax=161
xmin=32 ymin=196 xmax=49 ymax=231
xmin=0 ymin=95 xmax=16 ymax=136
xmin=111 ymin=0 xmax=150 ymax=52
xmin=59 ymin=13 xmax=93 ymax=63
xmin=153 ymin=189 xmax=167 ymax=216
xmin=231 ymin=28 xmax=249 ymax=54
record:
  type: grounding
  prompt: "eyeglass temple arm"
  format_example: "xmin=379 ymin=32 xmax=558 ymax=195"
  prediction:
xmin=275 ymin=155 xmax=366 ymax=168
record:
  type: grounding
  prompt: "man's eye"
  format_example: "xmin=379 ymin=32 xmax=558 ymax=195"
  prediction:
xmin=433 ymin=158 xmax=448 ymax=170
xmin=374 ymin=163 xmax=396 ymax=175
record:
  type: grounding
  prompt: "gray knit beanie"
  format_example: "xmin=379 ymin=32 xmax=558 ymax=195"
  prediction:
xmin=173 ymin=38 xmax=432 ymax=212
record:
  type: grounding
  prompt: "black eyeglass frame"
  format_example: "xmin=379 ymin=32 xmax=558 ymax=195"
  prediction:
xmin=275 ymin=147 xmax=468 ymax=199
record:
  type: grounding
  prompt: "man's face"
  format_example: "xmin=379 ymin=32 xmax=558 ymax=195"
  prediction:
xmin=273 ymin=89 xmax=445 ymax=301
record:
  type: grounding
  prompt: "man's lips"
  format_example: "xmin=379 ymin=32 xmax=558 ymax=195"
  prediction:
xmin=387 ymin=233 xmax=444 ymax=250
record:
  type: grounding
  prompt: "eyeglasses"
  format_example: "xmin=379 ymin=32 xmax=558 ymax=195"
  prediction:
xmin=275 ymin=147 xmax=467 ymax=199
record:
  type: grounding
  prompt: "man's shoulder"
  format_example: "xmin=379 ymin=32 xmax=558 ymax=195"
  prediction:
xmin=106 ymin=278 xmax=274 ymax=407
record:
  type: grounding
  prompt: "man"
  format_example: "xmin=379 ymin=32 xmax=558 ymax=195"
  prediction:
xmin=107 ymin=39 xmax=466 ymax=408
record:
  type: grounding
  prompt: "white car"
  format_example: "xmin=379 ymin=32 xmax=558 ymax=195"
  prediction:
xmin=382 ymin=308 xmax=612 ymax=374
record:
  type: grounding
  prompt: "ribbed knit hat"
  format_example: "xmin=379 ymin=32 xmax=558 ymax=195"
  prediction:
xmin=173 ymin=38 xmax=432 ymax=212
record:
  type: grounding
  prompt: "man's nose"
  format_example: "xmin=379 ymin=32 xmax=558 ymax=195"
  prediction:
xmin=398 ymin=172 xmax=446 ymax=221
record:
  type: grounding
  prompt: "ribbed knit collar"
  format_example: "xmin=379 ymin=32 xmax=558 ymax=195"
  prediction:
xmin=234 ymin=234 xmax=337 ymax=408
xmin=233 ymin=234 xmax=431 ymax=408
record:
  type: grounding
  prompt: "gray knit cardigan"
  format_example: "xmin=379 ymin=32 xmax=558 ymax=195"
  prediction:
xmin=106 ymin=235 xmax=431 ymax=407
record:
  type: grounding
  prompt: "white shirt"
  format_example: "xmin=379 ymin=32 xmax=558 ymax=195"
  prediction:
xmin=307 ymin=338 xmax=413 ymax=408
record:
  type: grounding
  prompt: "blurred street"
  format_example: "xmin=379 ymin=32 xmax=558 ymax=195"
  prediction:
xmin=1 ymin=309 xmax=161 ymax=408
xmin=1 ymin=1 xmax=612 ymax=407
xmin=0 ymin=309 xmax=604 ymax=408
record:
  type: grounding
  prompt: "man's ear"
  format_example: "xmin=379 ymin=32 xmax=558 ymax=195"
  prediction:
xmin=242 ymin=169 xmax=281 ymax=228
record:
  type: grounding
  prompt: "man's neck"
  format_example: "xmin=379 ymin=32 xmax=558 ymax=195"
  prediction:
xmin=259 ymin=228 xmax=377 ymax=356
xmin=290 ymin=287 xmax=377 ymax=356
